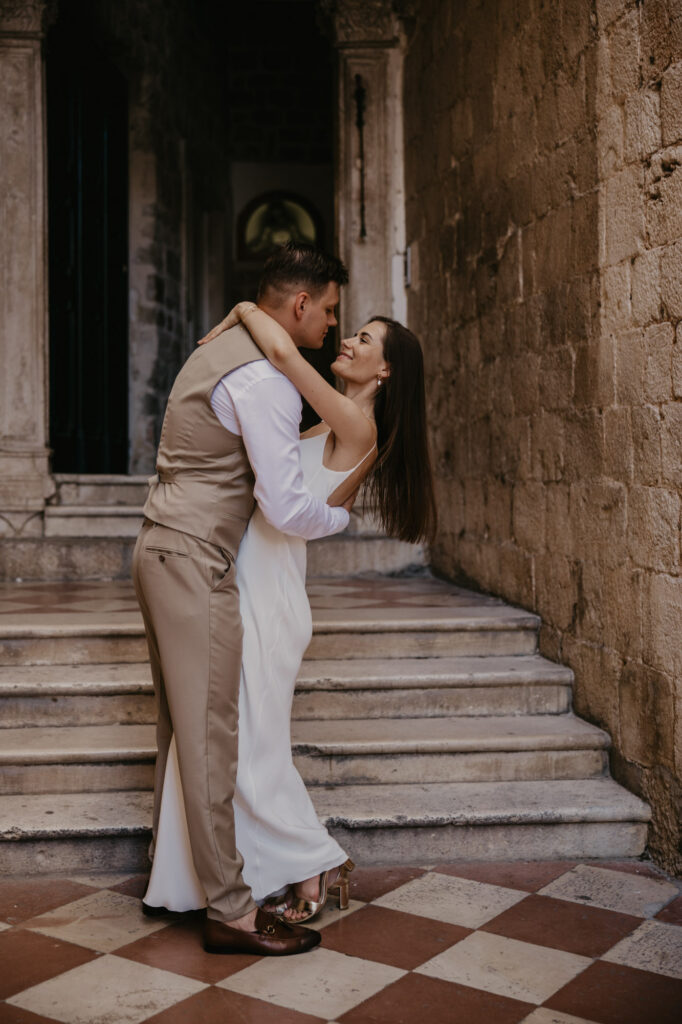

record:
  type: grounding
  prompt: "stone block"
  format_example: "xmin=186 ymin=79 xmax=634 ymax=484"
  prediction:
xmin=630 ymin=248 xmax=661 ymax=326
xmin=661 ymin=235 xmax=682 ymax=319
xmin=643 ymin=322 xmax=674 ymax=403
xmin=643 ymin=572 xmax=682 ymax=678
xmin=609 ymin=7 xmax=642 ymax=100
xmin=512 ymin=481 xmax=546 ymax=553
xmin=555 ymin=59 xmax=587 ymax=144
xmin=534 ymin=551 xmax=576 ymax=631
xmin=535 ymin=205 xmax=573 ymax=289
xmin=646 ymin=149 xmax=682 ymax=247
xmin=602 ymin=164 xmax=645 ymax=265
xmin=531 ymin=412 xmax=566 ymax=483
xmin=596 ymin=0 xmax=630 ymax=29
xmin=564 ymin=412 xmax=606 ymax=483
xmin=632 ymin=403 xmax=663 ymax=485
xmin=674 ymin=324 xmax=682 ymax=397
xmin=627 ymin=484 xmax=680 ymax=572
xmin=562 ymin=635 xmax=614 ymax=729
xmin=604 ymin=405 xmax=634 ymax=483
xmin=661 ymin=60 xmax=682 ymax=146
xmin=498 ymin=541 xmax=535 ymax=608
xmin=574 ymin=333 xmax=615 ymax=408
xmin=484 ymin=477 xmax=512 ymax=542
xmin=511 ymin=354 xmax=541 ymax=416
xmin=619 ymin=663 xmax=675 ymax=769
xmin=641 ymin=0 xmax=678 ymax=84
xmin=598 ymin=103 xmax=624 ymax=176
xmin=569 ymin=479 xmax=627 ymax=570
xmin=624 ymin=88 xmax=661 ymax=162
xmin=539 ymin=347 xmax=574 ymax=410
xmin=601 ymin=261 xmax=631 ymax=328
xmin=660 ymin=401 xmax=682 ymax=487
xmin=536 ymin=82 xmax=560 ymax=156
xmin=571 ymin=191 xmax=600 ymax=275
xmin=615 ymin=327 xmax=645 ymax=404
xmin=595 ymin=35 xmax=614 ymax=120
xmin=562 ymin=0 xmax=592 ymax=62
xmin=602 ymin=564 xmax=644 ymax=661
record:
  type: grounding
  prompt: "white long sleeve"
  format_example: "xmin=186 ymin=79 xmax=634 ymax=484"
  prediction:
xmin=210 ymin=361 xmax=349 ymax=540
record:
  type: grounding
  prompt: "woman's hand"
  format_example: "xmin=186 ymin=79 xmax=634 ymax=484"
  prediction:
xmin=198 ymin=303 xmax=258 ymax=346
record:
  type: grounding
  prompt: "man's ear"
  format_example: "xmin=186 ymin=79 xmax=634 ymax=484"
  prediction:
xmin=293 ymin=291 xmax=310 ymax=321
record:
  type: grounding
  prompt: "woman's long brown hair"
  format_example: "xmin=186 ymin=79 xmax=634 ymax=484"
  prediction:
xmin=363 ymin=316 xmax=437 ymax=544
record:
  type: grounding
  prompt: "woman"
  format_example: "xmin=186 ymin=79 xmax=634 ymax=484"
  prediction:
xmin=144 ymin=304 xmax=436 ymax=923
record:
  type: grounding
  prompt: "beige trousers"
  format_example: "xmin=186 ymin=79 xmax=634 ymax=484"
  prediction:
xmin=132 ymin=520 xmax=256 ymax=922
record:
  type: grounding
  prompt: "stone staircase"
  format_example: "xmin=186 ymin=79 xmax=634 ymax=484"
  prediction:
xmin=0 ymin=576 xmax=650 ymax=875
xmin=0 ymin=475 xmax=423 ymax=580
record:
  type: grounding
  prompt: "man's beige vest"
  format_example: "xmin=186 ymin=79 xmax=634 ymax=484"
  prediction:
xmin=143 ymin=323 xmax=265 ymax=557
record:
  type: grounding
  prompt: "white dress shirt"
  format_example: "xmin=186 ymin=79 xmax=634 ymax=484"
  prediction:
xmin=210 ymin=360 xmax=349 ymax=540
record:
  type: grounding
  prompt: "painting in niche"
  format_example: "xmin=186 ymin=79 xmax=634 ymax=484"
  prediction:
xmin=238 ymin=192 xmax=323 ymax=260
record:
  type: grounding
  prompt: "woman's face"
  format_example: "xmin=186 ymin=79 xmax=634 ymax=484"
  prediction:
xmin=331 ymin=320 xmax=389 ymax=386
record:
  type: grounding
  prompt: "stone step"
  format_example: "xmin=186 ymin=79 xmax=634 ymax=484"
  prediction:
xmin=0 ymin=716 xmax=609 ymax=794
xmin=52 ymin=474 xmax=150 ymax=507
xmin=0 ymin=778 xmax=650 ymax=874
xmin=44 ymin=507 xmax=143 ymax=538
xmin=294 ymin=655 xmax=572 ymax=719
xmin=0 ymin=655 xmax=573 ymax=727
xmin=307 ymin=534 xmax=425 ymax=575
xmin=0 ymin=605 xmax=540 ymax=666
xmin=0 ymin=534 xmax=424 ymax=581
xmin=292 ymin=715 xmax=609 ymax=785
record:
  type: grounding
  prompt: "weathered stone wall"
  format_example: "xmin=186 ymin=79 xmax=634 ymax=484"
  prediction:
xmin=405 ymin=0 xmax=682 ymax=872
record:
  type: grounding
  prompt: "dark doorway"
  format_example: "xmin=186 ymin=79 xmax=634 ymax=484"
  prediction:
xmin=47 ymin=16 xmax=129 ymax=473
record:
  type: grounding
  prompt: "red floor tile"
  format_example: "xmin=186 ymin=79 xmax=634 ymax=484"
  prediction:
xmin=321 ymin=904 xmax=469 ymax=969
xmin=545 ymin=960 xmax=682 ymax=1024
xmin=347 ymin=866 xmax=426 ymax=902
xmin=115 ymin=915 xmax=260 ymax=983
xmin=109 ymin=874 xmax=150 ymax=898
xmin=0 ymin=1006 xmax=64 ymax=1024
xmin=0 ymin=879 xmax=95 ymax=926
xmin=143 ymin=985 xmax=325 ymax=1024
xmin=433 ymin=860 xmax=576 ymax=892
xmin=339 ymin=972 xmax=533 ymax=1024
xmin=656 ymin=894 xmax=682 ymax=925
xmin=0 ymin=929 xmax=99 ymax=1000
xmin=480 ymin=893 xmax=641 ymax=957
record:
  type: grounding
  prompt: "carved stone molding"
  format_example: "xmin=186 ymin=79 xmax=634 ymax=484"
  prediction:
xmin=319 ymin=0 xmax=398 ymax=46
xmin=0 ymin=0 xmax=50 ymax=36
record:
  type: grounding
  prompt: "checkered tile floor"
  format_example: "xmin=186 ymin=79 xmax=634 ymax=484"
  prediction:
xmin=1 ymin=860 xmax=681 ymax=1023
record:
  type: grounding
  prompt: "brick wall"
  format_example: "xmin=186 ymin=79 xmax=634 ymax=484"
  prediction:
xmin=405 ymin=0 xmax=682 ymax=872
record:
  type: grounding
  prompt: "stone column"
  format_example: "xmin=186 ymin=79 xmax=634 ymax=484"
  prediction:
xmin=0 ymin=0 xmax=53 ymax=536
xmin=324 ymin=0 xmax=409 ymax=337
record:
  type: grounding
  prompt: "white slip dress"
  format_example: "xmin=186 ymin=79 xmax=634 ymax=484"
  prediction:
xmin=144 ymin=430 xmax=368 ymax=909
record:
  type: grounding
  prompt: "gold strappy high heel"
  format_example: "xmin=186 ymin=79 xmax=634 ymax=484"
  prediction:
xmin=290 ymin=858 xmax=355 ymax=922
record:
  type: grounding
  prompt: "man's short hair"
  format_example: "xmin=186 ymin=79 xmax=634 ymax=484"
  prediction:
xmin=257 ymin=242 xmax=349 ymax=302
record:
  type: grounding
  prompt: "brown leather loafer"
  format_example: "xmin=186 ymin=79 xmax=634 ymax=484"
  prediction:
xmin=203 ymin=908 xmax=321 ymax=956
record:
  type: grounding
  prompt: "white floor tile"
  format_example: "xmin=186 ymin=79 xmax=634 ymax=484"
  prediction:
xmin=538 ymin=864 xmax=678 ymax=917
xmin=218 ymin=946 xmax=404 ymax=1019
xmin=373 ymin=870 xmax=526 ymax=928
xmin=6 ymin=954 xmax=206 ymax=1024
xmin=22 ymin=889 xmax=167 ymax=952
xmin=602 ymin=919 xmax=682 ymax=978
xmin=416 ymin=930 xmax=591 ymax=1004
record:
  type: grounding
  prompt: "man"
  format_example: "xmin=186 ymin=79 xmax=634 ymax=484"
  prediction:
xmin=133 ymin=244 xmax=350 ymax=955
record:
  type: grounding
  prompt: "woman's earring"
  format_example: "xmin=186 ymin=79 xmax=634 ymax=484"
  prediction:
xmin=377 ymin=375 xmax=382 ymax=387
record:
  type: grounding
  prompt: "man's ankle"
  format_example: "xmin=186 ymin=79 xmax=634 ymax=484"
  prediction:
xmin=219 ymin=908 xmax=258 ymax=932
